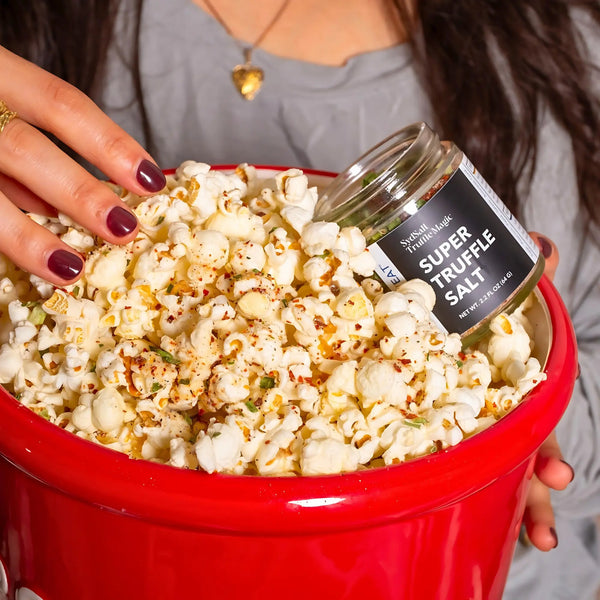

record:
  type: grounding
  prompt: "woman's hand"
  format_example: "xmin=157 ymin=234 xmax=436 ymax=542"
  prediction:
xmin=0 ymin=45 xmax=166 ymax=285
xmin=523 ymin=431 xmax=574 ymax=550
xmin=522 ymin=233 xmax=575 ymax=550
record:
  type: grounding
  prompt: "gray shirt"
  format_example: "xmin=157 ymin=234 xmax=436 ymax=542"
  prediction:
xmin=101 ymin=2 xmax=600 ymax=597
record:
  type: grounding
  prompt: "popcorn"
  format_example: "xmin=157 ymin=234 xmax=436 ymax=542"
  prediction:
xmin=85 ymin=246 xmax=129 ymax=291
xmin=356 ymin=360 xmax=409 ymax=409
xmin=301 ymin=222 xmax=340 ymax=256
xmin=0 ymin=163 xmax=546 ymax=476
xmin=0 ymin=345 xmax=22 ymax=383
xmin=195 ymin=415 xmax=246 ymax=474
xmin=230 ymin=240 xmax=266 ymax=274
xmin=302 ymin=436 xmax=360 ymax=476
xmin=92 ymin=387 xmax=126 ymax=433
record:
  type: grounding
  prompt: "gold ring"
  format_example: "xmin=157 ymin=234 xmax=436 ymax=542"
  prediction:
xmin=0 ymin=100 xmax=18 ymax=134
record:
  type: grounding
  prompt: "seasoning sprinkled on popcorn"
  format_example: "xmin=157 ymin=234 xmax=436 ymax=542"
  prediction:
xmin=0 ymin=162 xmax=546 ymax=475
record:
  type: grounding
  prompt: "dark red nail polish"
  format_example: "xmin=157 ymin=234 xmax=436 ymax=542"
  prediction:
xmin=561 ymin=459 xmax=575 ymax=482
xmin=549 ymin=527 xmax=558 ymax=548
xmin=537 ymin=236 xmax=553 ymax=259
xmin=136 ymin=159 xmax=166 ymax=192
xmin=107 ymin=206 xmax=138 ymax=237
xmin=48 ymin=250 xmax=83 ymax=280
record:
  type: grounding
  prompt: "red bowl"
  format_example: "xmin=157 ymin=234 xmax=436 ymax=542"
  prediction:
xmin=0 ymin=168 xmax=578 ymax=600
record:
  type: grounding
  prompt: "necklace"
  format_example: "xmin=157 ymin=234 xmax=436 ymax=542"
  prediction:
xmin=203 ymin=0 xmax=292 ymax=100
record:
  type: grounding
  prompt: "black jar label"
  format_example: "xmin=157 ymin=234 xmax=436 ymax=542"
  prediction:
xmin=368 ymin=156 xmax=539 ymax=335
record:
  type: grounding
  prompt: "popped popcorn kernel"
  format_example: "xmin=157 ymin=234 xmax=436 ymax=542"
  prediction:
xmin=0 ymin=163 xmax=546 ymax=476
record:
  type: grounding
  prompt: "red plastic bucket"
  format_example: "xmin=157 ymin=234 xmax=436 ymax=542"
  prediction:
xmin=0 ymin=169 xmax=578 ymax=600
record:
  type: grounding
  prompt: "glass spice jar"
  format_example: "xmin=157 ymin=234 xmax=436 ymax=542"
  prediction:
xmin=314 ymin=122 xmax=545 ymax=347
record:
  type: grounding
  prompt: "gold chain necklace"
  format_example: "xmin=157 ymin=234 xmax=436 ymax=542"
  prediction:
xmin=203 ymin=0 xmax=292 ymax=100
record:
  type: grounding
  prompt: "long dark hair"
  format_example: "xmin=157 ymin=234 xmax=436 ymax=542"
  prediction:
xmin=1 ymin=0 xmax=599 ymax=225
xmin=399 ymin=0 xmax=600 ymax=225
xmin=0 ymin=0 xmax=121 ymax=101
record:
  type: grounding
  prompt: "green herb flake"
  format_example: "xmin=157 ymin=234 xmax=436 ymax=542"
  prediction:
xmin=245 ymin=400 xmax=259 ymax=413
xmin=150 ymin=346 xmax=181 ymax=364
xmin=151 ymin=382 xmax=162 ymax=393
xmin=211 ymin=431 xmax=222 ymax=438
xmin=259 ymin=376 xmax=275 ymax=389
xmin=73 ymin=285 xmax=80 ymax=296
xmin=281 ymin=298 xmax=289 ymax=307
xmin=361 ymin=171 xmax=379 ymax=188
xmin=156 ymin=215 xmax=165 ymax=225
xmin=166 ymin=283 xmax=174 ymax=294
xmin=39 ymin=348 xmax=50 ymax=357
xmin=456 ymin=360 xmax=464 ymax=368
xmin=28 ymin=304 xmax=47 ymax=326
xmin=40 ymin=408 xmax=50 ymax=420
xmin=183 ymin=413 xmax=193 ymax=426
xmin=403 ymin=417 xmax=428 ymax=428
xmin=179 ymin=378 xmax=190 ymax=385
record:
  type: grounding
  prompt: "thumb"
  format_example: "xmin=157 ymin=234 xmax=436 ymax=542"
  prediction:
xmin=529 ymin=232 xmax=559 ymax=282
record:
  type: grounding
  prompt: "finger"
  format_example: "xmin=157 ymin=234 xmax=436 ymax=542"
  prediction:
xmin=0 ymin=190 xmax=84 ymax=285
xmin=523 ymin=474 xmax=559 ymax=551
xmin=0 ymin=173 xmax=56 ymax=216
xmin=529 ymin=231 xmax=558 ymax=281
xmin=0 ymin=116 xmax=139 ymax=245
xmin=0 ymin=46 xmax=165 ymax=196
xmin=534 ymin=432 xmax=574 ymax=491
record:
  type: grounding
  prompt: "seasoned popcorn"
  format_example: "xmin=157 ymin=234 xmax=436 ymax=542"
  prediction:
xmin=0 ymin=163 xmax=546 ymax=475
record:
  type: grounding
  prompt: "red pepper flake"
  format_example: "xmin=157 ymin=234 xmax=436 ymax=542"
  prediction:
xmin=313 ymin=316 xmax=327 ymax=330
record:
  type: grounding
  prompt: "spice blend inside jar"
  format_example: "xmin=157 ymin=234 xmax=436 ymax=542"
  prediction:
xmin=314 ymin=122 xmax=544 ymax=346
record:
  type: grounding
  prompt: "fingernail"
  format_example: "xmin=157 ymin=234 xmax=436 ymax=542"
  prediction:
xmin=107 ymin=206 xmax=138 ymax=237
xmin=136 ymin=159 xmax=166 ymax=192
xmin=537 ymin=235 xmax=553 ymax=259
xmin=549 ymin=527 xmax=558 ymax=548
xmin=561 ymin=459 xmax=575 ymax=482
xmin=576 ymin=363 xmax=581 ymax=379
xmin=48 ymin=250 xmax=83 ymax=280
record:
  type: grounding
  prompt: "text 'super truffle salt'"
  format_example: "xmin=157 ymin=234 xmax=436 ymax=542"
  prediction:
xmin=315 ymin=122 xmax=545 ymax=346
